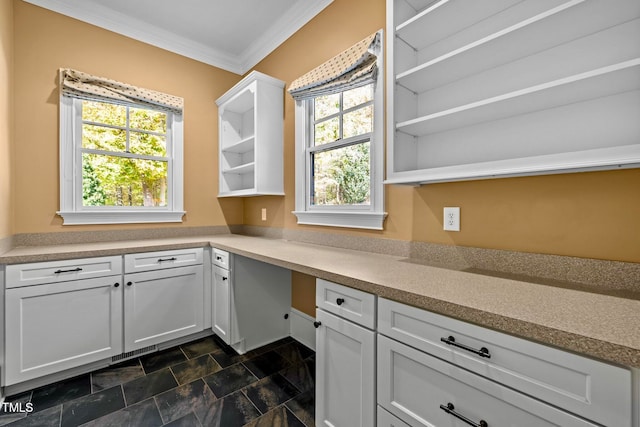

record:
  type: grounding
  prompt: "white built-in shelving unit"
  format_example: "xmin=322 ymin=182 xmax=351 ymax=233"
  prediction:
xmin=216 ymin=71 xmax=285 ymax=196
xmin=386 ymin=0 xmax=640 ymax=184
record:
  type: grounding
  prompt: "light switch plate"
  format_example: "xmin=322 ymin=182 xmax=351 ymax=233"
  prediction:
xmin=443 ymin=207 xmax=460 ymax=231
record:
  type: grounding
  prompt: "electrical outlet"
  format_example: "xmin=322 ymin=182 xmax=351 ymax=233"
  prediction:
xmin=443 ymin=207 xmax=460 ymax=231
xmin=261 ymin=208 xmax=267 ymax=221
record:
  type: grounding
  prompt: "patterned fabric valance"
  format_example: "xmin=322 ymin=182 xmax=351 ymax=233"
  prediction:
xmin=60 ymin=68 xmax=184 ymax=114
xmin=288 ymin=30 xmax=381 ymax=101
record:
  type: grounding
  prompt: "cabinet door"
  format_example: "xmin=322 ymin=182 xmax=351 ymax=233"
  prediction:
xmin=5 ymin=277 xmax=123 ymax=386
xmin=212 ymin=265 xmax=232 ymax=345
xmin=316 ymin=309 xmax=375 ymax=427
xmin=124 ymin=265 xmax=203 ymax=351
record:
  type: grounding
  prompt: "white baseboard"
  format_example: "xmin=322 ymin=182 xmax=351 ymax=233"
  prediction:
xmin=290 ymin=308 xmax=316 ymax=351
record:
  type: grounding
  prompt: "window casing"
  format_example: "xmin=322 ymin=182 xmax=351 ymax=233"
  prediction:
xmin=58 ymin=96 xmax=185 ymax=225
xmin=293 ymin=61 xmax=385 ymax=229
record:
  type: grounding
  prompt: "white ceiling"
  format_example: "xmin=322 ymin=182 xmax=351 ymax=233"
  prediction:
xmin=23 ymin=0 xmax=334 ymax=75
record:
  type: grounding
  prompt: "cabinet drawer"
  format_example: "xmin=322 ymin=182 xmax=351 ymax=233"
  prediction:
xmin=6 ymin=256 xmax=122 ymax=288
xmin=378 ymin=335 xmax=598 ymax=427
xmin=316 ymin=279 xmax=375 ymax=329
xmin=212 ymin=248 xmax=230 ymax=269
xmin=124 ymin=248 xmax=203 ymax=273
xmin=378 ymin=298 xmax=631 ymax=427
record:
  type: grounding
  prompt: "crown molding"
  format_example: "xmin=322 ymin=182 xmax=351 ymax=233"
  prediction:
xmin=23 ymin=0 xmax=333 ymax=75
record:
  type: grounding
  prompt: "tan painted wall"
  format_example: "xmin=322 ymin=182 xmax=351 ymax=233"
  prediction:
xmin=11 ymin=1 xmax=244 ymax=234
xmin=0 ymin=0 xmax=13 ymax=240
xmin=250 ymin=0 xmax=639 ymax=264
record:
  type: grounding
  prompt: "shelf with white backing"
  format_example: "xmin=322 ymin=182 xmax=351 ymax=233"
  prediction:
xmin=386 ymin=0 xmax=640 ymax=185
xmin=216 ymin=71 xmax=285 ymax=197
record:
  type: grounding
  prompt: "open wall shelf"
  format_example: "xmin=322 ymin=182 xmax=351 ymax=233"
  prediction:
xmin=386 ymin=0 xmax=640 ymax=184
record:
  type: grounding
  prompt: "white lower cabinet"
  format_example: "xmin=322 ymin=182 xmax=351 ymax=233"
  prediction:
xmin=124 ymin=265 xmax=203 ymax=351
xmin=212 ymin=264 xmax=232 ymax=344
xmin=4 ymin=276 xmax=123 ymax=385
xmin=315 ymin=279 xmax=376 ymax=427
xmin=378 ymin=335 xmax=598 ymax=427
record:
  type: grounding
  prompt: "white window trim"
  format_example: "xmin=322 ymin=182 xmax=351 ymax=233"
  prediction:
xmin=57 ymin=96 xmax=185 ymax=225
xmin=292 ymin=49 xmax=386 ymax=230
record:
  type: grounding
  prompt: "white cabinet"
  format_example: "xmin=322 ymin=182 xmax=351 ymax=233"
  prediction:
xmin=377 ymin=297 xmax=632 ymax=427
xmin=216 ymin=70 xmax=285 ymax=197
xmin=315 ymin=279 xmax=375 ymax=427
xmin=4 ymin=257 xmax=123 ymax=386
xmin=386 ymin=0 xmax=640 ymax=184
xmin=211 ymin=249 xmax=291 ymax=354
xmin=124 ymin=249 xmax=204 ymax=351
xmin=378 ymin=335 xmax=598 ymax=427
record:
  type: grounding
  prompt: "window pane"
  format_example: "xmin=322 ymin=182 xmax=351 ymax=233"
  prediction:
xmin=82 ymin=153 xmax=168 ymax=207
xmin=314 ymin=117 xmax=340 ymax=145
xmin=130 ymin=107 xmax=167 ymax=133
xmin=82 ymin=101 xmax=126 ymax=126
xmin=343 ymin=105 xmax=373 ymax=139
xmin=82 ymin=124 xmax=126 ymax=152
xmin=130 ymin=132 xmax=167 ymax=157
xmin=314 ymin=93 xmax=340 ymax=120
xmin=312 ymin=142 xmax=370 ymax=206
xmin=343 ymin=84 xmax=373 ymax=110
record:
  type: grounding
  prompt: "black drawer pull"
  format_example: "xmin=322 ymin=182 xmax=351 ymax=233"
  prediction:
xmin=313 ymin=321 xmax=322 ymax=328
xmin=114 ymin=282 xmax=120 ymax=288
xmin=127 ymin=281 xmax=133 ymax=286
xmin=54 ymin=267 xmax=83 ymax=274
xmin=216 ymin=256 xmax=223 ymax=261
xmin=440 ymin=336 xmax=491 ymax=358
xmin=336 ymin=298 xmax=345 ymax=306
xmin=222 ymin=277 xmax=228 ymax=281
xmin=158 ymin=257 xmax=177 ymax=262
xmin=440 ymin=403 xmax=488 ymax=427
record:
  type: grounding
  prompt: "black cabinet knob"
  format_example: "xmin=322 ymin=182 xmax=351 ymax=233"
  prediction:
xmin=114 ymin=282 xmax=120 ymax=288
xmin=313 ymin=321 xmax=322 ymax=328
xmin=336 ymin=298 xmax=345 ymax=306
xmin=127 ymin=281 xmax=133 ymax=286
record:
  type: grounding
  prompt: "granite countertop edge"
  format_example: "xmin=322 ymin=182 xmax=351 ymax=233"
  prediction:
xmin=1 ymin=234 xmax=638 ymax=369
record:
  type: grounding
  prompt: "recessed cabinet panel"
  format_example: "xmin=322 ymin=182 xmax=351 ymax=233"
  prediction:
xmin=4 ymin=277 xmax=123 ymax=385
xmin=316 ymin=309 xmax=375 ymax=427
xmin=216 ymin=71 xmax=285 ymax=197
xmin=124 ymin=265 xmax=204 ymax=351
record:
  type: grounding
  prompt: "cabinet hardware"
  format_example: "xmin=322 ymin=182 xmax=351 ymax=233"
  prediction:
xmin=336 ymin=298 xmax=345 ymax=306
xmin=126 ymin=281 xmax=133 ymax=286
xmin=440 ymin=402 xmax=488 ymax=427
xmin=222 ymin=277 xmax=228 ymax=281
xmin=114 ymin=283 xmax=120 ymax=288
xmin=284 ymin=313 xmax=289 ymax=319
xmin=440 ymin=336 xmax=491 ymax=358
xmin=314 ymin=321 xmax=322 ymax=328
xmin=158 ymin=257 xmax=177 ymax=262
xmin=54 ymin=267 xmax=83 ymax=274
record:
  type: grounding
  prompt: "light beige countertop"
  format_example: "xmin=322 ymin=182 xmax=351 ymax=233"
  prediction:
xmin=1 ymin=233 xmax=639 ymax=368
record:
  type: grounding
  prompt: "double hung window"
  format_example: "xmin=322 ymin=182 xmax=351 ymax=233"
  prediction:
xmin=58 ymin=69 xmax=184 ymax=225
xmin=290 ymin=31 xmax=385 ymax=229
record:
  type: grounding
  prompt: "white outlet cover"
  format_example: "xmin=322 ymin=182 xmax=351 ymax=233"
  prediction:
xmin=443 ymin=207 xmax=460 ymax=231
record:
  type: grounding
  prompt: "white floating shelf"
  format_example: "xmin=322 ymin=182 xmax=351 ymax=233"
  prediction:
xmin=396 ymin=59 xmax=640 ymax=137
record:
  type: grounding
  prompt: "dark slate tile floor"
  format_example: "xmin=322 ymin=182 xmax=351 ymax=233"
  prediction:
xmin=0 ymin=335 xmax=315 ymax=427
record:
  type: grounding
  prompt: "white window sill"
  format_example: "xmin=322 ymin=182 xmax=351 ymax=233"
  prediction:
xmin=57 ymin=210 xmax=186 ymax=225
xmin=292 ymin=210 xmax=387 ymax=230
